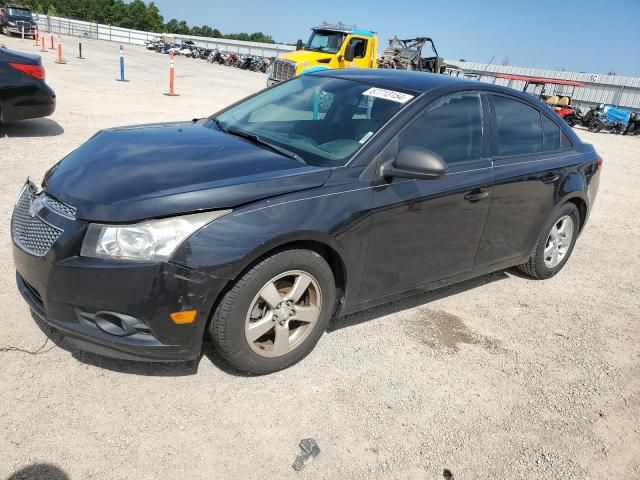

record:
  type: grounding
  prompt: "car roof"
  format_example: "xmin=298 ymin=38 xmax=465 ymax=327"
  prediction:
xmin=311 ymin=68 xmax=479 ymax=94
xmin=312 ymin=68 xmax=562 ymax=105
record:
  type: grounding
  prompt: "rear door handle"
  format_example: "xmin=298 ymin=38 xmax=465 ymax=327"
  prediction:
xmin=464 ymin=189 xmax=489 ymax=202
xmin=542 ymin=173 xmax=560 ymax=184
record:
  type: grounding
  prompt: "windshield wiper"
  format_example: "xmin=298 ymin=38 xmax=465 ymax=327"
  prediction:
xmin=226 ymin=127 xmax=305 ymax=164
xmin=213 ymin=117 xmax=227 ymax=133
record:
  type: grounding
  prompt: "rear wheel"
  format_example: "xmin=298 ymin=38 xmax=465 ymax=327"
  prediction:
xmin=518 ymin=203 xmax=581 ymax=279
xmin=588 ymin=119 xmax=603 ymax=133
xmin=210 ymin=249 xmax=336 ymax=374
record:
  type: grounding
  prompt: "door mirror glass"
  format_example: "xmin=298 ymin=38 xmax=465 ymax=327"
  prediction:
xmin=344 ymin=44 xmax=356 ymax=62
xmin=381 ymin=146 xmax=447 ymax=180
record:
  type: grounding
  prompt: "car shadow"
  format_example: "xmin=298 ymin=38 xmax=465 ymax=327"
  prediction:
xmin=328 ymin=269 xmax=511 ymax=332
xmin=4 ymin=463 xmax=69 ymax=480
xmin=28 ymin=269 xmax=514 ymax=378
xmin=0 ymin=118 xmax=64 ymax=138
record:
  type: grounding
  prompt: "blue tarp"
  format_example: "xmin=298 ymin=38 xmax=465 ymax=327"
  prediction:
xmin=603 ymin=105 xmax=631 ymax=124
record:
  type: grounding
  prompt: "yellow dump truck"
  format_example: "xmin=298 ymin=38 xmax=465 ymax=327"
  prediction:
xmin=267 ymin=22 xmax=378 ymax=86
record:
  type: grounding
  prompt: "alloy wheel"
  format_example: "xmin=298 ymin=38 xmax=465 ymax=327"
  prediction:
xmin=245 ymin=270 xmax=322 ymax=358
xmin=544 ymin=215 xmax=575 ymax=268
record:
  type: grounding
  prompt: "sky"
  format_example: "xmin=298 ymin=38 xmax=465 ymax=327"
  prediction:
xmin=152 ymin=0 xmax=640 ymax=76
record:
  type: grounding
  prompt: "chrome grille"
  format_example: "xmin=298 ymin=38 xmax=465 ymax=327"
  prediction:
xmin=12 ymin=189 xmax=63 ymax=256
xmin=272 ymin=60 xmax=296 ymax=82
xmin=42 ymin=193 xmax=76 ymax=218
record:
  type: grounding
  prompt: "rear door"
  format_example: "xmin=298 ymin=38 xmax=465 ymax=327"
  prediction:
xmin=474 ymin=94 xmax=575 ymax=267
xmin=360 ymin=91 xmax=493 ymax=301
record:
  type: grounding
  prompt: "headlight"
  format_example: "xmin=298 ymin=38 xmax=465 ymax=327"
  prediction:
xmin=8 ymin=21 xmax=16 ymax=26
xmin=81 ymin=210 xmax=230 ymax=262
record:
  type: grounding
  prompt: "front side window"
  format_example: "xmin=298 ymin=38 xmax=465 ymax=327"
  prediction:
xmin=348 ymin=38 xmax=368 ymax=58
xmin=400 ymin=92 xmax=483 ymax=164
xmin=214 ymin=75 xmax=411 ymax=166
xmin=305 ymin=30 xmax=346 ymax=54
xmin=492 ymin=95 xmax=543 ymax=156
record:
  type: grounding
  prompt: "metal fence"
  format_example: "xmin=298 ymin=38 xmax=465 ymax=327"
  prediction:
xmin=446 ymin=61 xmax=640 ymax=112
xmin=41 ymin=15 xmax=296 ymax=58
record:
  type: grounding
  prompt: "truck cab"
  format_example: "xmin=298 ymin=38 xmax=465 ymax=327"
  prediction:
xmin=267 ymin=23 xmax=378 ymax=86
xmin=0 ymin=4 xmax=37 ymax=37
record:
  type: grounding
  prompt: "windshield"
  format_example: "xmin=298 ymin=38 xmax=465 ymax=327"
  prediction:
xmin=8 ymin=7 xmax=31 ymax=18
xmin=213 ymin=75 xmax=413 ymax=167
xmin=305 ymin=30 xmax=346 ymax=53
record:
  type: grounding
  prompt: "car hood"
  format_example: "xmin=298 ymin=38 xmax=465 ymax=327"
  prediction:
xmin=43 ymin=120 xmax=332 ymax=222
xmin=279 ymin=49 xmax=334 ymax=65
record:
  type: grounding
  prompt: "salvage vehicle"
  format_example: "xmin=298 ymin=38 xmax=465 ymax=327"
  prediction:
xmin=0 ymin=4 xmax=37 ymax=37
xmin=0 ymin=45 xmax=55 ymax=122
xmin=377 ymin=36 xmax=451 ymax=74
xmin=494 ymin=74 xmax=585 ymax=126
xmin=267 ymin=22 xmax=378 ymax=86
xmin=12 ymin=70 xmax=601 ymax=374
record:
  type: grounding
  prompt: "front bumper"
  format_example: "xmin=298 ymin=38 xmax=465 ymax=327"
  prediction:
xmin=266 ymin=76 xmax=280 ymax=88
xmin=7 ymin=26 xmax=36 ymax=35
xmin=12 ymin=193 xmax=228 ymax=362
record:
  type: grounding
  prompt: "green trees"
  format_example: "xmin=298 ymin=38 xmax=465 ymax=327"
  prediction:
xmin=19 ymin=0 xmax=275 ymax=43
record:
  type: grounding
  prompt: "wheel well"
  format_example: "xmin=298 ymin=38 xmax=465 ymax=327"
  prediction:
xmin=241 ymin=241 xmax=348 ymax=308
xmin=565 ymin=197 xmax=587 ymax=231
xmin=203 ymin=240 xmax=348 ymax=338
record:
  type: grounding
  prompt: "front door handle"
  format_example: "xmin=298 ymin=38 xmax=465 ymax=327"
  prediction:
xmin=464 ymin=189 xmax=489 ymax=202
xmin=542 ymin=173 xmax=560 ymax=184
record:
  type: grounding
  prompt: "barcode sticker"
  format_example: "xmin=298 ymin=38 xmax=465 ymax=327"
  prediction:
xmin=362 ymin=87 xmax=414 ymax=104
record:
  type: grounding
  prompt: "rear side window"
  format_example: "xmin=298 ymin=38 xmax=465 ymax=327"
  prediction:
xmin=561 ymin=130 xmax=573 ymax=150
xmin=492 ymin=95 xmax=543 ymax=156
xmin=400 ymin=92 xmax=483 ymax=164
xmin=542 ymin=114 xmax=561 ymax=151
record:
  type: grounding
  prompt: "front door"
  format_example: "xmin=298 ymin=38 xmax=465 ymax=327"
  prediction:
xmin=360 ymin=92 xmax=493 ymax=302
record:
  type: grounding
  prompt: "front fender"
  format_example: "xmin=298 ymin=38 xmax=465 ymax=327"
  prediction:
xmin=170 ymin=181 xmax=374 ymax=309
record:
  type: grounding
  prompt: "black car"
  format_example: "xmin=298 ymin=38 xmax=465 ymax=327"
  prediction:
xmin=12 ymin=70 xmax=601 ymax=374
xmin=0 ymin=46 xmax=55 ymax=122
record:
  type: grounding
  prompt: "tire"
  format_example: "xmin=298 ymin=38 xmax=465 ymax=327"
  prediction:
xmin=210 ymin=249 xmax=336 ymax=374
xmin=588 ymin=119 xmax=603 ymax=133
xmin=518 ymin=203 xmax=581 ymax=280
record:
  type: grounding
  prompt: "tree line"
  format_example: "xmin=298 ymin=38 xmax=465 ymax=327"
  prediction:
xmin=18 ymin=0 xmax=276 ymax=43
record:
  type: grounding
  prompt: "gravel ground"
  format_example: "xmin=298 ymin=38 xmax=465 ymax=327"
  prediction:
xmin=1 ymin=36 xmax=639 ymax=480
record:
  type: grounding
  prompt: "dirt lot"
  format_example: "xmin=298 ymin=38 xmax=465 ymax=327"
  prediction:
xmin=1 ymin=35 xmax=639 ymax=480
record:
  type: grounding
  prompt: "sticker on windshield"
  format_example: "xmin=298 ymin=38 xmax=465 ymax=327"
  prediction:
xmin=362 ymin=87 xmax=414 ymax=104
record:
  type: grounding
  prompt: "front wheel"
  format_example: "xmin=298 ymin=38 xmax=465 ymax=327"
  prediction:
xmin=210 ymin=249 xmax=336 ymax=374
xmin=518 ymin=203 xmax=581 ymax=279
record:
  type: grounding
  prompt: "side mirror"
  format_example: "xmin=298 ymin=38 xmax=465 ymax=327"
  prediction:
xmin=380 ymin=146 xmax=447 ymax=181
xmin=344 ymin=44 xmax=356 ymax=62
xmin=296 ymin=39 xmax=303 ymax=51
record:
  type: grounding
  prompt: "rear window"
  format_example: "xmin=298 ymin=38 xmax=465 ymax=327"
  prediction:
xmin=492 ymin=95 xmax=543 ymax=156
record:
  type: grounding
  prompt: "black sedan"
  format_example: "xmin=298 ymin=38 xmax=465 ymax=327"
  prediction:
xmin=11 ymin=70 xmax=600 ymax=374
xmin=0 ymin=46 xmax=55 ymax=122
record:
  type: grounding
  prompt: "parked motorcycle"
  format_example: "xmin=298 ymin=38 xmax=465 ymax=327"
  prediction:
xmin=587 ymin=105 xmax=631 ymax=134
xmin=623 ymin=112 xmax=640 ymax=136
